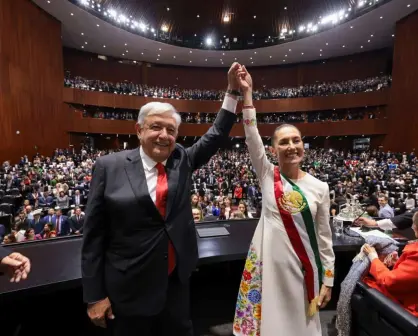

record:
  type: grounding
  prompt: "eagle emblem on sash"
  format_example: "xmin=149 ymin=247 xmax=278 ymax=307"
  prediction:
xmin=278 ymin=190 xmax=307 ymax=214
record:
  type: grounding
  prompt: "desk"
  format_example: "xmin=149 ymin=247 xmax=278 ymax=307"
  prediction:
xmin=0 ymin=219 xmax=370 ymax=298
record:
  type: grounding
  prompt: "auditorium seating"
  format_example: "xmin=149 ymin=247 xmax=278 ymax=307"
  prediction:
xmin=352 ymin=281 xmax=418 ymax=336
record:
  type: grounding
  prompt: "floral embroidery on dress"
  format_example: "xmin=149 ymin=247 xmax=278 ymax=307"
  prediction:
xmin=233 ymin=243 xmax=262 ymax=336
xmin=243 ymin=118 xmax=257 ymax=126
xmin=324 ymin=269 xmax=334 ymax=278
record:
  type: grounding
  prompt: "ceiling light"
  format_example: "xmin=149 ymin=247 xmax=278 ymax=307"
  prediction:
xmin=197 ymin=14 xmax=200 ymax=18
xmin=161 ymin=24 xmax=169 ymax=32
xmin=47 ymin=0 xmax=50 ymax=3
xmin=159 ymin=48 xmax=161 ymax=50
xmin=361 ymin=45 xmax=364 ymax=48
xmin=252 ymin=33 xmax=255 ymax=37
xmin=289 ymin=49 xmax=292 ymax=51
xmin=371 ymin=34 xmax=374 ymax=37
xmin=122 ymin=53 xmax=125 ymax=56
xmin=189 ymin=50 xmax=193 ymax=53
xmin=85 ymin=41 xmax=88 ymax=44
xmin=368 ymin=40 xmax=370 ymax=42
xmin=167 ymin=7 xmax=170 ymax=11
xmin=194 ymin=34 xmax=197 ymax=37
xmin=251 ymin=62 xmax=254 ymax=64
xmin=173 ymin=56 xmax=176 ymax=58
xmin=254 ymin=51 xmax=257 ymax=54
xmin=205 ymin=37 xmax=213 ymax=46
xmin=126 ymin=50 xmax=129 ymax=52
xmin=103 ymin=45 xmax=106 ymax=48
xmin=141 ymin=52 xmax=144 ymax=55
xmin=71 ymin=13 xmax=74 ymax=16
xmin=125 ymin=43 xmax=128 ymax=46
xmin=326 ymin=42 xmax=329 ymax=45
xmin=350 ymin=26 xmax=353 ymax=28
xmin=301 ymin=52 xmax=304 ymax=55
xmin=250 ymin=57 xmax=252 ymax=59
xmin=222 ymin=53 xmax=225 ymax=55
xmin=205 ymin=59 xmax=208 ymax=61
xmin=380 ymin=16 xmax=383 ymax=19
xmin=283 ymin=60 xmax=286 ymax=62
xmin=157 ymin=54 xmax=160 ymax=57
xmin=223 ymin=15 xmax=230 ymax=23
xmin=270 ymin=56 xmax=272 ymax=58
xmin=320 ymin=49 xmax=322 ymax=51
xmin=157 ymin=58 xmax=159 ymax=61
xmin=97 ymin=24 xmax=100 ymax=27
xmin=81 ymin=46 xmax=84 ymax=48
xmin=320 ymin=54 xmax=322 ymax=56
xmin=253 ymin=15 xmax=256 ymax=19
xmin=358 ymin=1 xmax=365 ymax=7
xmin=189 ymin=60 xmax=192 ymax=63
xmin=284 ymin=6 xmax=287 ymax=10
xmin=392 ymin=34 xmax=395 ymax=37
xmin=81 ymin=33 xmax=84 ymax=35
xmin=407 ymin=4 xmax=411 ymax=7
xmin=342 ymin=45 xmax=345 ymax=47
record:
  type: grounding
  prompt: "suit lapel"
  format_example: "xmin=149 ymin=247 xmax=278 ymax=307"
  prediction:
xmin=165 ymin=151 xmax=180 ymax=220
xmin=124 ymin=148 xmax=162 ymax=220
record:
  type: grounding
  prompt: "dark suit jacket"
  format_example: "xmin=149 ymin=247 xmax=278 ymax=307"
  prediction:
xmin=82 ymin=109 xmax=236 ymax=316
xmin=69 ymin=215 xmax=84 ymax=233
xmin=391 ymin=207 xmax=418 ymax=230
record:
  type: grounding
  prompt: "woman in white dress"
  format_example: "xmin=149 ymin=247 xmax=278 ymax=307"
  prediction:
xmin=233 ymin=66 xmax=335 ymax=336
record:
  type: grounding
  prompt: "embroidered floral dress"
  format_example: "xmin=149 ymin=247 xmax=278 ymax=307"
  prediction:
xmin=233 ymin=108 xmax=335 ymax=336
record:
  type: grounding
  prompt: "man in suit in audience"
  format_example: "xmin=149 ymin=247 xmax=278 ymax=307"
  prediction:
xmin=82 ymin=63 xmax=241 ymax=336
xmin=30 ymin=209 xmax=44 ymax=234
xmin=53 ymin=208 xmax=70 ymax=236
xmin=0 ymin=248 xmax=31 ymax=283
xmin=69 ymin=207 xmax=84 ymax=234
xmin=72 ymin=189 xmax=84 ymax=207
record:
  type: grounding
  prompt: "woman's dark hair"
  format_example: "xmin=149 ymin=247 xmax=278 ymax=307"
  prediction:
xmin=272 ymin=124 xmax=302 ymax=145
xmin=239 ymin=200 xmax=249 ymax=217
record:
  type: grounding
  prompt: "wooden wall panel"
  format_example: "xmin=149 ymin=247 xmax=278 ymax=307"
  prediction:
xmin=0 ymin=0 xmax=68 ymax=162
xmin=384 ymin=10 xmax=418 ymax=152
xmin=63 ymin=87 xmax=388 ymax=113
xmin=63 ymin=47 xmax=391 ymax=90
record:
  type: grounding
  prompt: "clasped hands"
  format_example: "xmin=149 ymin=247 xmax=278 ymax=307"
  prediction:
xmin=227 ymin=62 xmax=253 ymax=94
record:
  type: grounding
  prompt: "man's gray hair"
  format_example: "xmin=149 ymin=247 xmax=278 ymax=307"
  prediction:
xmin=137 ymin=102 xmax=181 ymax=127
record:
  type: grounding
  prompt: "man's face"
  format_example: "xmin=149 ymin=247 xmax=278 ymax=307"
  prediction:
xmin=378 ymin=197 xmax=387 ymax=207
xmin=137 ymin=113 xmax=177 ymax=162
xmin=75 ymin=209 xmax=81 ymax=216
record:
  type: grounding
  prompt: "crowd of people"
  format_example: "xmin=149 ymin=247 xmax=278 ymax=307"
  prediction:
xmin=64 ymin=74 xmax=391 ymax=101
xmin=76 ymin=104 xmax=383 ymax=124
xmin=1 ymin=145 xmax=416 ymax=244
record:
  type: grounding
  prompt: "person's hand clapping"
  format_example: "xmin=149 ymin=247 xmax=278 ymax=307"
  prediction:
xmin=0 ymin=252 xmax=31 ymax=283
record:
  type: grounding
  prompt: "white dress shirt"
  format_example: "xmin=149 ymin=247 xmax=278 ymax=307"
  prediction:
xmin=139 ymin=94 xmax=238 ymax=202
xmin=377 ymin=218 xmax=397 ymax=231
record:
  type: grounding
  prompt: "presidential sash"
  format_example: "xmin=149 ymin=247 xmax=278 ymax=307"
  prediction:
xmin=274 ymin=166 xmax=323 ymax=316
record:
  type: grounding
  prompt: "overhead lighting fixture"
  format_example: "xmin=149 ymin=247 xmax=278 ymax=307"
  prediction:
xmin=253 ymin=15 xmax=257 ymax=19
xmin=252 ymin=33 xmax=255 ymax=37
xmin=205 ymin=37 xmax=213 ymax=46
xmin=284 ymin=6 xmax=287 ymax=10
xmin=47 ymin=0 xmax=50 ymax=3
xmin=289 ymin=49 xmax=292 ymax=51
xmin=223 ymin=15 xmax=230 ymax=23
xmin=96 ymin=24 xmax=100 ymax=27
xmin=350 ymin=26 xmax=353 ymax=28
xmin=392 ymin=34 xmax=395 ymax=37
xmin=173 ymin=56 xmax=176 ymax=58
xmin=368 ymin=40 xmax=370 ymax=42
xmin=157 ymin=54 xmax=160 ymax=57
xmin=269 ymin=56 xmax=272 ymax=58
xmin=81 ymin=46 xmax=84 ymax=48
xmin=81 ymin=32 xmax=84 ymax=35
xmin=254 ymin=51 xmax=257 ymax=54
xmin=299 ymin=25 xmax=306 ymax=32
xmin=407 ymin=4 xmax=411 ymax=7
xmin=103 ymin=45 xmax=106 ymax=48
xmin=161 ymin=24 xmax=169 ymax=32
xmin=358 ymin=1 xmax=365 ymax=8
xmin=189 ymin=50 xmax=193 ymax=53
xmin=189 ymin=60 xmax=192 ymax=63
xmin=126 ymin=50 xmax=129 ymax=52
xmin=125 ymin=43 xmax=128 ymax=46
xmin=361 ymin=46 xmax=364 ymax=48
xmin=301 ymin=52 xmax=304 ymax=55
xmin=371 ymin=34 xmax=374 ymax=37
xmin=326 ymin=42 xmax=329 ymax=45
xmin=85 ymin=41 xmax=88 ymax=44
xmin=71 ymin=13 xmax=74 ymax=16
xmin=141 ymin=52 xmax=144 ymax=55
xmin=157 ymin=58 xmax=159 ymax=61
xmin=205 ymin=59 xmax=208 ymax=61
xmin=167 ymin=7 xmax=170 ymax=11
xmin=139 ymin=22 xmax=146 ymax=31
xmin=197 ymin=14 xmax=200 ymax=18
xmin=380 ymin=16 xmax=383 ymax=19
xmin=342 ymin=45 xmax=345 ymax=47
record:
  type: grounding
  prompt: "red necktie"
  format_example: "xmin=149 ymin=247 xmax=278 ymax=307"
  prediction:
xmin=155 ymin=163 xmax=176 ymax=274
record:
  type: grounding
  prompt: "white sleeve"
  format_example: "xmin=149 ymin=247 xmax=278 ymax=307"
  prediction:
xmin=242 ymin=108 xmax=272 ymax=180
xmin=315 ymin=183 xmax=335 ymax=287
xmin=377 ymin=218 xmax=397 ymax=231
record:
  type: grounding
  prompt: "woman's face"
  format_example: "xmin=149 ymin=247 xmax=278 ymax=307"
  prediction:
xmin=191 ymin=195 xmax=198 ymax=204
xmin=225 ymin=199 xmax=231 ymax=207
xmin=44 ymin=224 xmax=50 ymax=232
xmin=413 ymin=222 xmax=418 ymax=238
xmin=238 ymin=203 xmax=246 ymax=213
xmin=273 ymin=127 xmax=304 ymax=166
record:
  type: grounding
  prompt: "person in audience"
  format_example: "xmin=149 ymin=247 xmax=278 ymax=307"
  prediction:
xmin=218 ymin=205 xmax=227 ymax=221
xmin=233 ymin=66 xmax=334 ymax=336
xmin=405 ymin=193 xmax=416 ymax=210
xmin=15 ymin=211 xmax=30 ymax=231
xmin=224 ymin=197 xmax=233 ymax=219
xmin=237 ymin=201 xmax=253 ymax=219
xmin=53 ymin=208 xmax=70 ymax=236
xmin=82 ymin=63 xmax=240 ymax=335
xmin=366 ymin=205 xmax=379 ymax=217
xmin=2 ymin=234 xmax=17 ymax=245
xmin=41 ymin=223 xmax=54 ymax=239
xmin=24 ymin=228 xmax=41 ymax=241
xmin=378 ymin=194 xmax=394 ymax=218
xmin=72 ymin=189 xmax=84 ymax=207
xmin=361 ymin=212 xmax=418 ymax=317
xmin=69 ymin=207 xmax=84 ymax=234
xmin=192 ymin=208 xmax=202 ymax=223
xmin=56 ymin=190 xmax=70 ymax=208
xmin=30 ymin=209 xmax=44 ymax=234
xmin=0 ymin=247 xmax=31 ymax=283
xmin=231 ymin=211 xmax=245 ymax=219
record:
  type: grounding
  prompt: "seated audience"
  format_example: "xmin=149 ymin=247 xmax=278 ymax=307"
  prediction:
xmin=378 ymin=194 xmax=394 ymax=218
xmin=362 ymin=212 xmax=418 ymax=317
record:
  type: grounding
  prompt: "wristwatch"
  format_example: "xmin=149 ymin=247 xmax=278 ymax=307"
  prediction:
xmin=226 ymin=89 xmax=241 ymax=97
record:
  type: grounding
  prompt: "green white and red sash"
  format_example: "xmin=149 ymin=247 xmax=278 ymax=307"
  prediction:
xmin=273 ymin=166 xmax=323 ymax=316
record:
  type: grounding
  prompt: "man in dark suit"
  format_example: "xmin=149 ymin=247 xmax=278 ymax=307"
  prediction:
xmin=82 ymin=63 xmax=241 ymax=336
xmin=0 ymin=248 xmax=31 ymax=283
xmin=72 ymin=189 xmax=84 ymax=207
xmin=69 ymin=207 xmax=84 ymax=234
xmin=52 ymin=208 xmax=70 ymax=236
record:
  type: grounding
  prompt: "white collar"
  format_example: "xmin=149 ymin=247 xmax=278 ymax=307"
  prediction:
xmin=140 ymin=147 xmax=167 ymax=171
